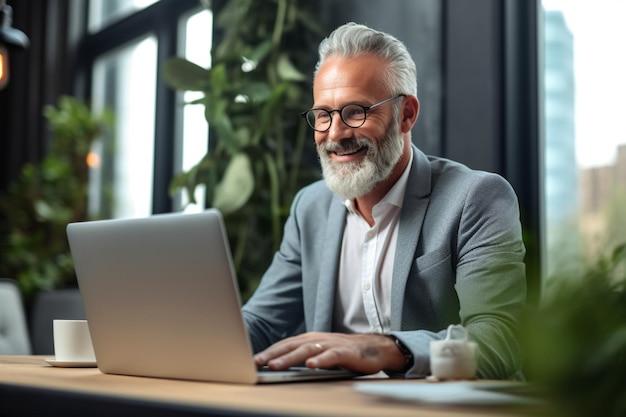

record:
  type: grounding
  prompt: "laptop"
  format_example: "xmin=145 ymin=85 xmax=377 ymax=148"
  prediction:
xmin=66 ymin=209 xmax=358 ymax=384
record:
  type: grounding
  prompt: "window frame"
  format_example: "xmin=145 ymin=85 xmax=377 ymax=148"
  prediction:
xmin=72 ymin=0 xmax=208 ymax=215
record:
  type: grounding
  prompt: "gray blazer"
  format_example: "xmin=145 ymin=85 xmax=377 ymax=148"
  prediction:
xmin=243 ymin=145 xmax=527 ymax=379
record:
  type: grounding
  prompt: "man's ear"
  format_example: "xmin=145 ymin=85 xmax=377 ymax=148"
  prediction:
xmin=400 ymin=95 xmax=419 ymax=133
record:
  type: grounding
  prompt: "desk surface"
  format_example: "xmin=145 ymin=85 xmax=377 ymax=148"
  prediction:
xmin=0 ymin=356 xmax=532 ymax=417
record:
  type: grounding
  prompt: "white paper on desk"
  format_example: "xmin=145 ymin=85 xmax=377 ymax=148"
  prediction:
xmin=353 ymin=381 xmax=540 ymax=406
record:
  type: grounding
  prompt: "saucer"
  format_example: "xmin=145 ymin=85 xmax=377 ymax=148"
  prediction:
xmin=45 ymin=358 xmax=97 ymax=368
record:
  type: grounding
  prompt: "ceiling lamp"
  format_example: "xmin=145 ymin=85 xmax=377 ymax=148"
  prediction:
xmin=0 ymin=1 xmax=29 ymax=90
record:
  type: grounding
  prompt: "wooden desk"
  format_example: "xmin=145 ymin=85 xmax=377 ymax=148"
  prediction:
xmin=0 ymin=356 xmax=530 ymax=417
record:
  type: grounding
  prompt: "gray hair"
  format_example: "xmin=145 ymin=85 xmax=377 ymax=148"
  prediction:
xmin=314 ymin=22 xmax=418 ymax=98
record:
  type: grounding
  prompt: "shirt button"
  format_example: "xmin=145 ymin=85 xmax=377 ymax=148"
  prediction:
xmin=363 ymin=282 xmax=371 ymax=291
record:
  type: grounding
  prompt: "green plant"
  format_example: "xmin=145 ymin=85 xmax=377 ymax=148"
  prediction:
xmin=0 ymin=96 xmax=113 ymax=301
xmin=163 ymin=0 xmax=325 ymax=298
xmin=523 ymin=243 xmax=626 ymax=416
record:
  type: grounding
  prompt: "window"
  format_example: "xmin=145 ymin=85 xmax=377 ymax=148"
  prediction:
xmin=88 ymin=0 xmax=160 ymax=32
xmin=82 ymin=0 xmax=212 ymax=219
xmin=90 ymin=36 xmax=158 ymax=219
xmin=542 ymin=0 xmax=626 ymax=279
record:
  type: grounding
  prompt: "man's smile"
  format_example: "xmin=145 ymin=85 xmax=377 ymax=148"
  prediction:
xmin=334 ymin=146 xmax=367 ymax=157
xmin=326 ymin=140 xmax=369 ymax=161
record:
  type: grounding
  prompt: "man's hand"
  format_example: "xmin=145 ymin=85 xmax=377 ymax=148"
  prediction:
xmin=253 ymin=332 xmax=408 ymax=374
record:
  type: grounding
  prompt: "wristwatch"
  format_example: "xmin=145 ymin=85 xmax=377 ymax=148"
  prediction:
xmin=385 ymin=335 xmax=414 ymax=371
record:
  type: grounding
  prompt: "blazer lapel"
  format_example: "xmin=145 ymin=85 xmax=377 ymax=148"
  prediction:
xmin=312 ymin=197 xmax=346 ymax=331
xmin=390 ymin=146 xmax=432 ymax=329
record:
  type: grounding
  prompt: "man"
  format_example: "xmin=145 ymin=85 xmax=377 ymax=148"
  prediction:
xmin=244 ymin=22 xmax=526 ymax=379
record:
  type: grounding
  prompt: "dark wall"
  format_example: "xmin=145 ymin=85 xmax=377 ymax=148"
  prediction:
xmin=0 ymin=0 xmax=73 ymax=192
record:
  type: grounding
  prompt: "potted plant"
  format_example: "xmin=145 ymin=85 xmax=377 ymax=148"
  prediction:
xmin=163 ymin=0 xmax=326 ymax=298
xmin=0 ymin=96 xmax=113 ymax=303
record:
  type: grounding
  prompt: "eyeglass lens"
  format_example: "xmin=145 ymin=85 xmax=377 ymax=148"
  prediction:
xmin=306 ymin=105 xmax=367 ymax=131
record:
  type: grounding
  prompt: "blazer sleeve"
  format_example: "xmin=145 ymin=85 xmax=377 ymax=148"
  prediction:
xmin=392 ymin=170 xmax=527 ymax=380
xmin=455 ymin=173 xmax=526 ymax=380
xmin=241 ymin=189 xmax=307 ymax=353
xmin=241 ymin=181 xmax=339 ymax=353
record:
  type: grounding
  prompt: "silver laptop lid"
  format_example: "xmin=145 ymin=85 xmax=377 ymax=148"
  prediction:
xmin=67 ymin=209 xmax=259 ymax=384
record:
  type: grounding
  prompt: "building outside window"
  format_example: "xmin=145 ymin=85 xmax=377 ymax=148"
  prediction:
xmin=542 ymin=0 xmax=626 ymax=280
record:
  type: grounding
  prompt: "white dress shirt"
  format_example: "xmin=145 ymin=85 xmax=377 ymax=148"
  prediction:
xmin=332 ymin=150 xmax=413 ymax=334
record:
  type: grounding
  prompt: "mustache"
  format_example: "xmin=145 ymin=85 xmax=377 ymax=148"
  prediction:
xmin=322 ymin=137 xmax=372 ymax=152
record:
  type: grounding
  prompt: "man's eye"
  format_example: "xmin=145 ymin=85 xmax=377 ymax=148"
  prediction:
xmin=344 ymin=106 xmax=365 ymax=119
xmin=315 ymin=111 xmax=330 ymax=120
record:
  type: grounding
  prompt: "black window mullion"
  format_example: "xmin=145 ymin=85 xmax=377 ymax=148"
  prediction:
xmin=503 ymin=0 xmax=542 ymax=305
xmin=151 ymin=9 xmax=179 ymax=214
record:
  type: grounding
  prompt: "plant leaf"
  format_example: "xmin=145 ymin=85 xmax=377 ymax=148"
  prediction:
xmin=247 ymin=39 xmax=273 ymax=63
xmin=276 ymin=53 xmax=306 ymax=81
xmin=212 ymin=153 xmax=254 ymax=214
xmin=163 ymin=57 xmax=210 ymax=91
xmin=240 ymin=82 xmax=273 ymax=102
xmin=210 ymin=101 xmax=240 ymax=154
xmin=209 ymin=64 xmax=228 ymax=95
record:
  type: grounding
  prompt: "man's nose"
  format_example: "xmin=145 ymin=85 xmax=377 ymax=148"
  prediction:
xmin=326 ymin=113 xmax=353 ymax=142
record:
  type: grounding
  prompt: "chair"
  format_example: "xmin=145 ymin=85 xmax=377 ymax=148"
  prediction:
xmin=0 ymin=278 xmax=32 ymax=355
xmin=29 ymin=288 xmax=86 ymax=354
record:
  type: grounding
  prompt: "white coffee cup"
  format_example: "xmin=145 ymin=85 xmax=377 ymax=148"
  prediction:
xmin=430 ymin=324 xmax=477 ymax=380
xmin=53 ymin=319 xmax=96 ymax=362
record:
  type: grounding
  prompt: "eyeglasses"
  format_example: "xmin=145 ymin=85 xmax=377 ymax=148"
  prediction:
xmin=301 ymin=94 xmax=406 ymax=132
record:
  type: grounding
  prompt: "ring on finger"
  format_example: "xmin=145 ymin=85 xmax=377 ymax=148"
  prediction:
xmin=314 ymin=343 xmax=324 ymax=353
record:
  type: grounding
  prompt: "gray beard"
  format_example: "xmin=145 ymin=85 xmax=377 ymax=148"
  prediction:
xmin=317 ymin=119 xmax=404 ymax=201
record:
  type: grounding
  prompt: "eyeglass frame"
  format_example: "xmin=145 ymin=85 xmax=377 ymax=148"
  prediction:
xmin=301 ymin=94 xmax=407 ymax=132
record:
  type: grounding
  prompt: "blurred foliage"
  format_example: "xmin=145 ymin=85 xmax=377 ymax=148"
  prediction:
xmin=163 ymin=0 xmax=326 ymax=298
xmin=0 ymin=96 xmax=114 ymax=302
xmin=523 ymin=242 xmax=626 ymax=416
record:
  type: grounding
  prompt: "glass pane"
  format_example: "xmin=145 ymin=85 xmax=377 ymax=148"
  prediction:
xmin=90 ymin=36 xmax=158 ymax=219
xmin=542 ymin=0 xmax=626 ymax=280
xmin=173 ymin=9 xmax=213 ymax=213
xmin=89 ymin=0 xmax=160 ymax=32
